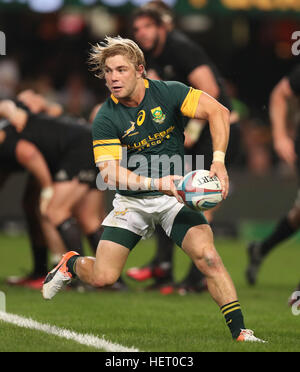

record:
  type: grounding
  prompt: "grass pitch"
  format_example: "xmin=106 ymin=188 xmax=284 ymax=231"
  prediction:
xmin=0 ymin=232 xmax=300 ymax=352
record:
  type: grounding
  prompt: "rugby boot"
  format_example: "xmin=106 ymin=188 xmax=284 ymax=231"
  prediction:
xmin=236 ymin=329 xmax=267 ymax=343
xmin=42 ymin=251 xmax=79 ymax=300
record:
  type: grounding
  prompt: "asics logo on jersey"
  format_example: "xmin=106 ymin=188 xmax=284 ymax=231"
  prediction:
xmin=137 ymin=110 xmax=146 ymax=126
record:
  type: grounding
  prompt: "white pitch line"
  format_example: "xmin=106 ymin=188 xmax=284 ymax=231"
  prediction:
xmin=0 ymin=311 xmax=140 ymax=352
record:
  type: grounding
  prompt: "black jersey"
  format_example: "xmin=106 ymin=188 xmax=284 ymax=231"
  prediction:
xmin=0 ymin=119 xmax=22 ymax=172
xmin=145 ymin=30 xmax=232 ymax=111
xmin=18 ymin=113 xmax=92 ymax=173
xmin=145 ymin=30 xmax=239 ymax=168
xmin=1 ymin=114 xmax=96 ymax=186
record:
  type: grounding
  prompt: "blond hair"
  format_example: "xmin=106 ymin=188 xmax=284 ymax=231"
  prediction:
xmin=89 ymin=36 xmax=146 ymax=79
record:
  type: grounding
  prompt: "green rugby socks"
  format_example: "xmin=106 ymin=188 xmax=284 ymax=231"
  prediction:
xmin=66 ymin=255 xmax=81 ymax=277
xmin=221 ymin=301 xmax=245 ymax=339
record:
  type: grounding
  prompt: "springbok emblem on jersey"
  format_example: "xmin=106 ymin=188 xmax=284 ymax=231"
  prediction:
xmin=151 ymin=106 xmax=166 ymax=124
xmin=122 ymin=121 xmax=136 ymax=138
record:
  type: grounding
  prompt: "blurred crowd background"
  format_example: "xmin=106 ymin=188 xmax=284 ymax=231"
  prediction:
xmin=0 ymin=0 xmax=300 ymax=236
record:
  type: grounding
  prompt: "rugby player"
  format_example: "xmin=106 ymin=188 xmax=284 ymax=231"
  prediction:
xmin=0 ymin=107 xmax=55 ymax=286
xmin=42 ymin=36 xmax=264 ymax=342
xmin=127 ymin=4 xmax=240 ymax=293
xmin=246 ymin=64 xmax=300 ymax=300
xmin=2 ymin=96 xmax=128 ymax=290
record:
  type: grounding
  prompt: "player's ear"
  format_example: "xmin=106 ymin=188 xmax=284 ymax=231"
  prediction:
xmin=136 ymin=64 xmax=145 ymax=78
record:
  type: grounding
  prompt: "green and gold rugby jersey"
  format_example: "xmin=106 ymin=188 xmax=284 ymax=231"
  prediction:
xmin=92 ymin=78 xmax=202 ymax=197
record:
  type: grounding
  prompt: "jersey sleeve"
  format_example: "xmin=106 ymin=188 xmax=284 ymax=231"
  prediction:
xmin=92 ymin=109 xmax=122 ymax=164
xmin=165 ymin=81 xmax=202 ymax=118
xmin=288 ymin=64 xmax=300 ymax=96
xmin=0 ymin=125 xmax=22 ymax=170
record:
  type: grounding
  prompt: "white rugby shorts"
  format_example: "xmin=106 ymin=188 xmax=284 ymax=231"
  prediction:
xmin=102 ymin=193 xmax=185 ymax=239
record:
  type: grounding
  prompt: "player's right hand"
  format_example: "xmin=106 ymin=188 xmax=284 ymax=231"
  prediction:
xmin=209 ymin=161 xmax=229 ymax=200
xmin=154 ymin=175 xmax=184 ymax=203
xmin=274 ymin=136 xmax=297 ymax=167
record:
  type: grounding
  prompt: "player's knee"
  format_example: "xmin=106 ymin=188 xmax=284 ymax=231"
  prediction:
xmin=77 ymin=215 xmax=100 ymax=235
xmin=46 ymin=205 xmax=70 ymax=226
xmin=92 ymin=272 xmax=118 ymax=288
xmin=45 ymin=207 xmax=59 ymax=225
xmin=195 ymin=245 xmax=224 ymax=275
xmin=204 ymin=249 xmax=223 ymax=271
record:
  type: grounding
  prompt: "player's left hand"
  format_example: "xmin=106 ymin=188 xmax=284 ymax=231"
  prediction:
xmin=209 ymin=162 xmax=229 ymax=199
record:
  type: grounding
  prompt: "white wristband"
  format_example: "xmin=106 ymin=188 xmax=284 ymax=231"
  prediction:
xmin=150 ymin=178 xmax=159 ymax=190
xmin=41 ymin=186 xmax=54 ymax=200
xmin=143 ymin=177 xmax=151 ymax=190
xmin=143 ymin=177 xmax=159 ymax=190
xmin=213 ymin=151 xmax=225 ymax=164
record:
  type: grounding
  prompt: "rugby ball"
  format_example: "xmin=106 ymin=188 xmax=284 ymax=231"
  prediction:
xmin=177 ymin=169 xmax=223 ymax=211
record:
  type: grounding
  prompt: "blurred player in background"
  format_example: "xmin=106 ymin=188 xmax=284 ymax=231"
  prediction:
xmin=127 ymin=1 xmax=240 ymax=294
xmin=246 ymin=64 xmax=300 ymax=302
xmin=0 ymin=96 xmax=127 ymax=291
xmin=16 ymin=91 xmax=107 ymax=261
xmin=0 ymin=103 xmax=55 ymax=287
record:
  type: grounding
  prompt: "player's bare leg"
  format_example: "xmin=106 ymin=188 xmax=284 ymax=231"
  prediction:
xmin=203 ymin=204 xmax=220 ymax=224
xmin=74 ymin=189 xmax=106 ymax=253
xmin=44 ymin=180 xmax=88 ymax=255
xmin=74 ymin=191 xmax=128 ymax=290
xmin=182 ymin=224 xmax=237 ymax=306
xmin=182 ymin=224 xmax=266 ymax=342
xmin=42 ymin=240 xmax=129 ymax=299
xmin=41 ymin=218 xmax=66 ymax=256
xmin=74 ymin=241 xmax=130 ymax=287
xmin=46 ymin=180 xmax=89 ymax=226
xmin=74 ymin=189 xmax=106 ymax=235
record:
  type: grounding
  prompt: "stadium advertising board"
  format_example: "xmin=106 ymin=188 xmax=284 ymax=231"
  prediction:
xmin=0 ymin=0 xmax=299 ymax=13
